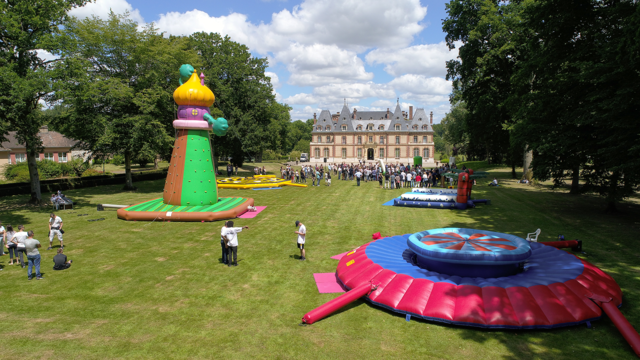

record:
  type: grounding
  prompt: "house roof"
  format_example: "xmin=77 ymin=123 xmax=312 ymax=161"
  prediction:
xmin=0 ymin=128 xmax=77 ymax=150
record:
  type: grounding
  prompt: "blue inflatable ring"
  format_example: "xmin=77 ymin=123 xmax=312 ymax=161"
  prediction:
xmin=407 ymin=228 xmax=532 ymax=265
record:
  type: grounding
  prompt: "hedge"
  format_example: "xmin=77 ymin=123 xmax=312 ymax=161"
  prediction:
xmin=0 ymin=169 xmax=168 ymax=198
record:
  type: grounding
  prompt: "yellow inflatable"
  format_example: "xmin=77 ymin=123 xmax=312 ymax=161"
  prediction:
xmin=217 ymin=176 xmax=307 ymax=189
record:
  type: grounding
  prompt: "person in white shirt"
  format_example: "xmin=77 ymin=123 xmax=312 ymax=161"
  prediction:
xmin=294 ymin=220 xmax=306 ymax=261
xmin=48 ymin=213 xmax=64 ymax=250
xmin=12 ymin=225 xmax=29 ymax=268
xmin=223 ymin=221 xmax=249 ymax=267
xmin=220 ymin=222 xmax=229 ymax=265
xmin=0 ymin=220 xmax=5 ymax=256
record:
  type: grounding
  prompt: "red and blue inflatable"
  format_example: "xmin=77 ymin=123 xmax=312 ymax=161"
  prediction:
xmin=303 ymin=228 xmax=640 ymax=356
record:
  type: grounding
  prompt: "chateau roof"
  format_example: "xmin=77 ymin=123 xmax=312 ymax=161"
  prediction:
xmin=312 ymin=103 xmax=433 ymax=133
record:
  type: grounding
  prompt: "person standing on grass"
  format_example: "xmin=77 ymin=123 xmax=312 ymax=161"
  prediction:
xmin=13 ymin=225 xmax=28 ymax=268
xmin=224 ymin=221 xmax=248 ymax=267
xmin=53 ymin=248 xmax=72 ymax=270
xmin=0 ymin=221 xmax=5 ymax=256
xmin=355 ymin=169 xmax=362 ymax=186
xmin=5 ymin=225 xmax=17 ymax=265
xmin=316 ymin=168 xmax=322 ymax=186
xmin=220 ymin=221 xmax=229 ymax=265
xmin=48 ymin=213 xmax=64 ymax=250
xmin=24 ymin=231 xmax=43 ymax=280
xmin=295 ymin=220 xmax=306 ymax=261
xmin=326 ymin=171 xmax=331 ymax=186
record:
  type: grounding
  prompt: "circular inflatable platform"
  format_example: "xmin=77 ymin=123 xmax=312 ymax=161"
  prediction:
xmin=336 ymin=229 xmax=622 ymax=329
xmin=408 ymin=228 xmax=531 ymax=277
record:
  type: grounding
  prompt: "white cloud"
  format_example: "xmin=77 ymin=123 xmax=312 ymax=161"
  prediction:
xmin=366 ymin=41 xmax=460 ymax=77
xmin=35 ymin=50 xmax=58 ymax=62
xmin=69 ymin=0 xmax=144 ymax=23
xmin=398 ymin=94 xmax=450 ymax=105
xmin=265 ymin=72 xmax=281 ymax=89
xmin=276 ymin=44 xmax=373 ymax=86
xmin=313 ymin=82 xmax=396 ymax=105
xmin=388 ymin=74 xmax=452 ymax=95
xmin=290 ymin=106 xmax=320 ymax=120
xmin=370 ymin=99 xmax=394 ymax=107
xmin=155 ymin=0 xmax=427 ymax=54
xmin=283 ymin=93 xmax=318 ymax=105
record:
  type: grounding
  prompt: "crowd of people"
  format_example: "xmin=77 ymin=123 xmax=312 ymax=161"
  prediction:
xmin=276 ymin=161 xmax=466 ymax=189
xmin=0 ymin=213 xmax=72 ymax=280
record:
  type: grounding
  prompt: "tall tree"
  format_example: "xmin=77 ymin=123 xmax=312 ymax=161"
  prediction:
xmin=0 ymin=0 xmax=88 ymax=203
xmin=52 ymin=12 xmax=198 ymax=189
xmin=511 ymin=0 xmax=640 ymax=209
xmin=190 ymin=32 xmax=276 ymax=167
xmin=443 ymin=0 xmax=525 ymax=168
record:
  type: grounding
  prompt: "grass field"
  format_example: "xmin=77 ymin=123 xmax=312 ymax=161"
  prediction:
xmin=1 ymin=162 xmax=639 ymax=359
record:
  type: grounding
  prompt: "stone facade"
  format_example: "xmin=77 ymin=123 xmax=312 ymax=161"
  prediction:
xmin=310 ymin=102 xmax=436 ymax=165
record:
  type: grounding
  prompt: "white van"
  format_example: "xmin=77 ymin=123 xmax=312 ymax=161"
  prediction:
xmin=300 ymin=153 xmax=308 ymax=162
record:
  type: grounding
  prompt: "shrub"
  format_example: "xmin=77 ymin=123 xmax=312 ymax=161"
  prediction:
xmin=112 ymin=154 xmax=125 ymax=166
xmin=4 ymin=162 xmax=31 ymax=182
xmin=262 ymin=150 xmax=281 ymax=161
xmin=38 ymin=159 xmax=62 ymax=179
xmin=81 ymin=168 xmax=104 ymax=177
xmin=289 ymin=150 xmax=302 ymax=161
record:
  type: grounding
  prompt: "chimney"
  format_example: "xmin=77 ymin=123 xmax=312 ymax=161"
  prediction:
xmin=430 ymin=111 xmax=433 ymax=125
xmin=353 ymin=108 xmax=357 ymax=119
xmin=313 ymin=113 xmax=317 ymax=125
xmin=387 ymin=108 xmax=390 ymax=119
xmin=409 ymin=106 xmax=413 ymax=120
xmin=40 ymin=125 xmax=49 ymax=133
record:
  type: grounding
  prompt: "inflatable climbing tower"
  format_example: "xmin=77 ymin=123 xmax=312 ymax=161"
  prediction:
xmin=117 ymin=65 xmax=253 ymax=221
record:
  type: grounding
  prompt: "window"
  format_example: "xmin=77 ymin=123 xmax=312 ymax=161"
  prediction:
xmin=423 ymin=136 xmax=427 ymax=143
xmin=422 ymin=125 xmax=428 ymax=130
xmin=324 ymin=148 xmax=329 ymax=157
xmin=317 ymin=136 xmax=322 ymax=143
xmin=7 ymin=153 xmax=10 ymax=164
xmin=44 ymin=153 xmax=54 ymax=161
xmin=379 ymin=148 xmax=385 ymax=158
xmin=419 ymin=117 xmax=422 ymax=121
xmin=316 ymin=126 xmax=321 ymax=131
xmin=412 ymin=125 xmax=418 ymax=130
xmin=368 ymin=136 xmax=373 ymax=143
xmin=342 ymin=148 xmax=347 ymax=159
xmin=357 ymin=136 xmax=362 ymax=145
xmin=424 ymin=148 xmax=430 ymax=158
xmin=315 ymin=148 xmax=320 ymax=158
xmin=367 ymin=124 xmax=374 ymax=130
xmin=395 ymin=124 xmax=401 ymax=130
xmin=356 ymin=125 xmax=363 ymax=131
xmin=357 ymin=148 xmax=362 ymax=158
xmin=58 ymin=153 xmax=67 ymax=163
xmin=414 ymin=148 xmax=420 ymax=157
xmin=395 ymin=148 xmax=400 ymax=158
xmin=341 ymin=125 xmax=347 ymax=131
xmin=395 ymin=136 xmax=400 ymax=145
xmin=16 ymin=153 xmax=27 ymax=163
xmin=326 ymin=136 xmax=331 ymax=143
xmin=380 ymin=136 xmax=385 ymax=144
xmin=325 ymin=125 xmax=331 ymax=131
xmin=378 ymin=125 xmax=385 ymax=130
xmin=341 ymin=136 xmax=347 ymax=144
xmin=413 ymin=136 xmax=418 ymax=143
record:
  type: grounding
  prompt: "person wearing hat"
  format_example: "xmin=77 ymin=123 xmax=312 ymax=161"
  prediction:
xmin=294 ymin=221 xmax=306 ymax=261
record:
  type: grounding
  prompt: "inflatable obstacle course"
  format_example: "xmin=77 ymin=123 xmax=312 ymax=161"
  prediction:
xmin=117 ymin=65 xmax=253 ymax=222
xmin=393 ymin=169 xmax=490 ymax=210
xmin=302 ymin=228 xmax=640 ymax=357
xmin=217 ymin=175 xmax=306 ymax=189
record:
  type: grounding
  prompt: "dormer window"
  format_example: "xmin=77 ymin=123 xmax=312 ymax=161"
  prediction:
xmin=341 ymin=125 xmax=347 ymax=131
xmin=366 ymin=124 xmax=374 ymax=130
xmin=412 ymin=125 xmax=418 ymax=130
xmin=378 ymin=125 xmax=385 ymax=131
xmin=356 ymin=125 xmax=363 ymax=131
xmin=419 ymin=118 xmax=422 ymax=121
xmin=422 ymin=125 xmax=428 ymax=130
xmin=325 ymin=125 xmax=331 ymax=131
xmin=394 ymin=124 xmax=401 ymax=130
xmin=316 ymin=126 xmax=321 ymax=131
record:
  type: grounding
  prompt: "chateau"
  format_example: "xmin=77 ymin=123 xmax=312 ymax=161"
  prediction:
xmin=310 ymin=100 xmax=435 ymax=164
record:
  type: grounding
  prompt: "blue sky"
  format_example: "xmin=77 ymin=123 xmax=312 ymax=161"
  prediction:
xmin=68 ymin=0 xmax=457 ymax=122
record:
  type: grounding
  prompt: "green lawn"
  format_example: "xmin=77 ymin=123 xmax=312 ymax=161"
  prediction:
xmin=1 ymin=163 xmax=639 ymax=359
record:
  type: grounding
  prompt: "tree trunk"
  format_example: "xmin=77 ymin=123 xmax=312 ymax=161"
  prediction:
xmin=26 ymin=148 xmax=42 ymax=204
xmin=522 ymin=147 xmax=532 ymax=176
xmin=511 ymin=162 xmax=516 ymax=179
xmin=570 ymin=164 xmax=580 ymax=194
xmin=123 ymin=151 xmax=136 ymax=190
xmin=605 ymin=171 xmax=619 ymax=213
xmin=154 ymin=155 xmax=159 ymax=170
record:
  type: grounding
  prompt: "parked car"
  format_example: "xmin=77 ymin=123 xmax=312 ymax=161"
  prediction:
xmin=300 ymin=153 xmax=308 ymax=162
